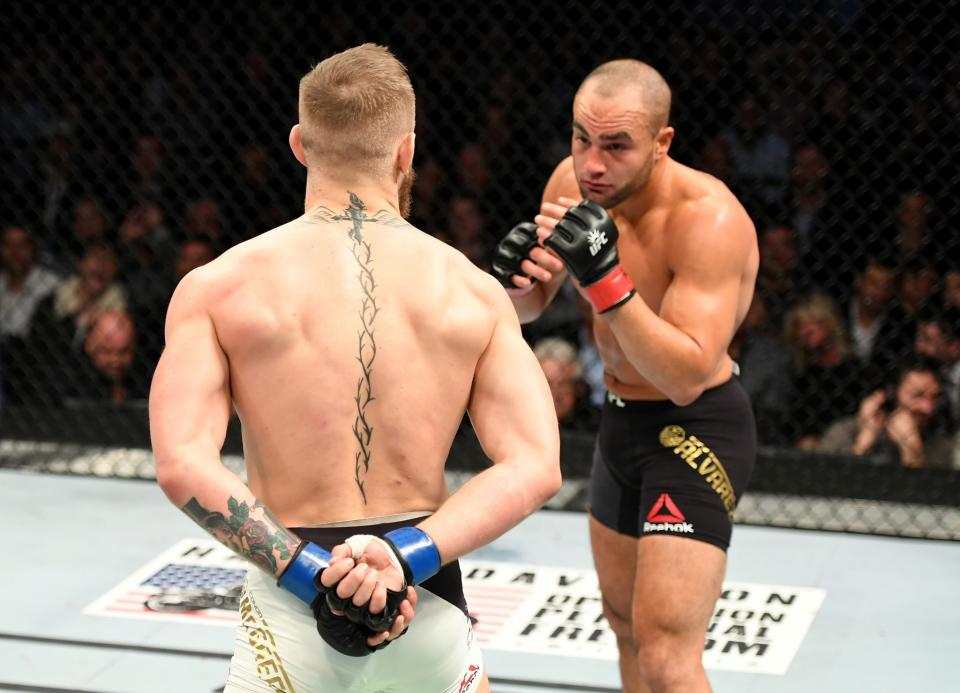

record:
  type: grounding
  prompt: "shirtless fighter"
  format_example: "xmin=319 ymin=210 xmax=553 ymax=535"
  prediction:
xmin=492 ymin=60 xmax=759 ymax=692
xmin=150 ymin=44 xmax=560 ymax=692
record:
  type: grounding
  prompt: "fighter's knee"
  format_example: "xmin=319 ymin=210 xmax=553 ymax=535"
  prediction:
xmin=601 ymin=596 xmax=633 ymax=641
xmin=632 ymin=632 xmax=702 ymax=691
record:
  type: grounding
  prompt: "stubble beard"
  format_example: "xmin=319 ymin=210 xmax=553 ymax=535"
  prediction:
xmin=398 ymin=167 xmax=417 ymax=220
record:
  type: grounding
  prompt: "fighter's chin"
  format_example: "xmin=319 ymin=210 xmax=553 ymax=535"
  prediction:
xmin=578 ymin=185 xmax=621 ymax=209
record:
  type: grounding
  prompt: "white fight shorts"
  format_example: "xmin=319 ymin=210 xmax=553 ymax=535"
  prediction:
xmin=224 ymin=513 xmax=484 ymax=693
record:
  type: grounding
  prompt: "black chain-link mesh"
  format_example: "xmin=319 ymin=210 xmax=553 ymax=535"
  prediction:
xmin=2 ymin=2 xmax=959 ymax=535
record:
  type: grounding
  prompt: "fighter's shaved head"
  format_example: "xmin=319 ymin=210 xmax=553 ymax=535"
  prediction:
xmin=576 ymin=60 xmax=671 ymax=135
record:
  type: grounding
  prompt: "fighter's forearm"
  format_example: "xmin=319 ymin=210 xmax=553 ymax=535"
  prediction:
xmin=157 ymin=455 xmax=299 ymax=578
xmin=416 ymin=455 xmax=559 ymax=564
xmin=603 ymin=297 xmax=718 ymax=405
xmin=510 ymin=284 xmax=551 ymax=324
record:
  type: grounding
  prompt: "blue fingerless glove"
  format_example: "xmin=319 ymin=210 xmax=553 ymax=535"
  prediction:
xmin=277 ymin=541 xmax=331 ymax=606
xmin=382 ymin=527 xmax=441 ymax=585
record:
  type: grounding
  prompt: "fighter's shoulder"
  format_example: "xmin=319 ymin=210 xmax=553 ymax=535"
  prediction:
xmin=542 ymin=156 xmax=579 ymax=203
xmin=424 ymin=241 xmax=515 ymax=327
xmin=668 ymin=178 xmax=755 ymax=248
xmin=167 ymin=237 xmax=263 ymax=312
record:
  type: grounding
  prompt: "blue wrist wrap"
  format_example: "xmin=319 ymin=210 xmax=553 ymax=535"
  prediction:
xmin=383 ymin=527 xmax=441 ymax=585
xmin=277 ymin=542 xmax=331 ymax=606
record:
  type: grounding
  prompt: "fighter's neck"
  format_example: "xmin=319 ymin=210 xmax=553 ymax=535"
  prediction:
xmin=302 ymin=176 xmax=400 ymax=218
xmin=613 ymin=156 xmax=675 ymax=221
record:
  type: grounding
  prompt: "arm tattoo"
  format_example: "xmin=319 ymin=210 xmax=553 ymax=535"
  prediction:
xmin=181 ymin=496 xmax=298 ymax=575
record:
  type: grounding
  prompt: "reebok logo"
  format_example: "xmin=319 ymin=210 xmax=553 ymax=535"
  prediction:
xmin=587 ymin=228 xmax=608 ymax=256
xmin=643 ymin=493 xmax=694 ymax=534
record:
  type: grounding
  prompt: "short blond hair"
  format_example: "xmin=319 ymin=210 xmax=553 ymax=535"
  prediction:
xmin=298 ymin=44 xmax=415 ymax=175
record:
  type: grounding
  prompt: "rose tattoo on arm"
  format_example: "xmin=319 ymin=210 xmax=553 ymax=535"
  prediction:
xmin=181 ymin=496 xmax=299 ymax=575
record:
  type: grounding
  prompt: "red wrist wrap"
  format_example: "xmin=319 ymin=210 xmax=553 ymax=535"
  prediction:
xmin=583 ymin=265 xmax=636 ymax=313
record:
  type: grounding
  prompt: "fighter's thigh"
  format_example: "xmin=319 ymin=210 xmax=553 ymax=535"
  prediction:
xmin=589 ymin=514 xmax=638 ymax=632
xmin=224 ymin=576 xmax=335 ymax=692
xmin=632 ymin=535 xmax=725 ymax=645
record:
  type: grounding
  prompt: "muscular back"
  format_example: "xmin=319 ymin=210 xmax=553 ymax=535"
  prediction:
xmin=543 ymin=156 xmax=759 ymax=400
xmin=194 ymin=201 xmax=494 ymax=526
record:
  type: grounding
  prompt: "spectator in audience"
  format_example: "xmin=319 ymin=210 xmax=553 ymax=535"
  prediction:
xmin=803 ymin=77 xmax=874 ymax=196
xmin=121 ymin=133 xmax=174 ymax=211
xmin=786 ymin=142 xmax=832 ymax=259
xmin=756 ymin=223 xmax=809 ymax=332
xmin=783 ymin=292 xmax=863 ymax=448
xmin=914 ymin=307 xmax=960 ymax=415
xmin=717 ymin=92 xmax=791 ymax=218
xmin=58 ymin=196 xmax=112 ymax=271
xmin=898 ymin=255 xmax=940 ymax=320
xmin=35 ymin=134 xmax=85 ymax=251
xmin=130 ymin=235 xmax=217 ymax=372
xmin=846 ymin=254 xmax=898 ymax=388
xmin=1 ymin=225 xmax=61 ymax=340
xmin=729 ymin=290 xmax=792 ymax=445
xmin=117 ymin=200 xmax=176 ymax=281
xmin=698 ymin=136 xmax=740 ymax=193
xmin=533 ymin=337 xmax=598 ymax=431
xmin=454 ymin=142 xmax=492 ymax=200
xmin=444 ymin=194 xmax=491 ymax=269
xmin=818 ymin=358 xmax=944 ymax=467
xmin=29 ymin=242 xmax=126 ymax=358
xmin=927 ymin=379 xmax=960 ymax=470
xmin=65 ymin=309 xmax=148 ymax=403
xmin=943 ymin=266 xmax=960 ymax=311
xmin=784 ymin=141 xmax=866 ymax=299
xmin=875 ymin=255 xmax=941 ymax=370
xmin=1 ymin=224 xmax=63 ymax=405
xmin=182 ymin=197 xmax=228 ymax=247
xmin=224 ymin=142 xmax=293 ymax=241
xmin=877 ymin=190 xmax=955 ymax=274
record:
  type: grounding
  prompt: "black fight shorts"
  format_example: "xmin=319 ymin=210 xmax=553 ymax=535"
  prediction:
xmin=590 ymin=377 xmax=756 ymax=551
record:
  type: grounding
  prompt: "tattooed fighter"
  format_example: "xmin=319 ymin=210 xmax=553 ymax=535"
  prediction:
xmin=150 ymin=44 xmax=560 ymax=692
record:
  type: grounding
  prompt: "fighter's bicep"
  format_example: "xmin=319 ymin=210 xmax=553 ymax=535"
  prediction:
xmin=149 ymin=278 xmax=232 ymax=457
xmin=467 ymin=305 xmax=558 ymax=465
xmin=659 ymin=223 xmax=750 ymax=365
xmin=660 ymin=272 xmax=741 ymax=357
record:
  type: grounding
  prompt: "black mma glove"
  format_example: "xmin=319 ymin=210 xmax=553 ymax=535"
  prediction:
xmin=308 ymin=526 xmax=441 ymax=655
xmin=277 ymin=540 xmax=408 ymax=657
xmin=543 ymin=200 xmax=635 ymax=313
xmin=311 ymin=575 xmax=408 ymax=657
xmin=491 ymin=221 xmax=540 ymax=289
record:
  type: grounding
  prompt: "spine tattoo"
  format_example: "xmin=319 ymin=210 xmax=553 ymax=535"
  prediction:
xmin=309 ymin=193 xmax=406 ymax=503
xmin=181 ymin=496 xmax=298 ymax=575
xmin=346 ymin=193 xmax=379 ymax=503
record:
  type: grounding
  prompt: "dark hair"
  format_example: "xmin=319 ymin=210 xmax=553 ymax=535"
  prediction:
xmin=899 ymin=252 xmax=937 ymax=277
xmin=893 ymin=356 xmax=941 ymax=388
xmin=917 ymin=306 xmax=960 ymax=342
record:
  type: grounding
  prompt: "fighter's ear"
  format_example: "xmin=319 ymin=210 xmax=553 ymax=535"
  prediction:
xmin=655 ymin=126 xmax=674 ymax=160
xmin=395 ymin=131 xmax=415 ymax=178
xmin=289 ymin=124 xmax=307 ymax=167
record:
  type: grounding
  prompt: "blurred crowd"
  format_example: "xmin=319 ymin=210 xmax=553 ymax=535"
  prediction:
xmin=1 ymin=3 xmax=959 ymax=470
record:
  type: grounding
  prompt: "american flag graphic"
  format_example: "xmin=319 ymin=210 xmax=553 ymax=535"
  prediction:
xmin=85 ymin=544 xmax=250 ymax=625
xmin=142 ymin=563 xmax=246 ymax=591
xmin=464 ymin=582 xmax=533 ymax=644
